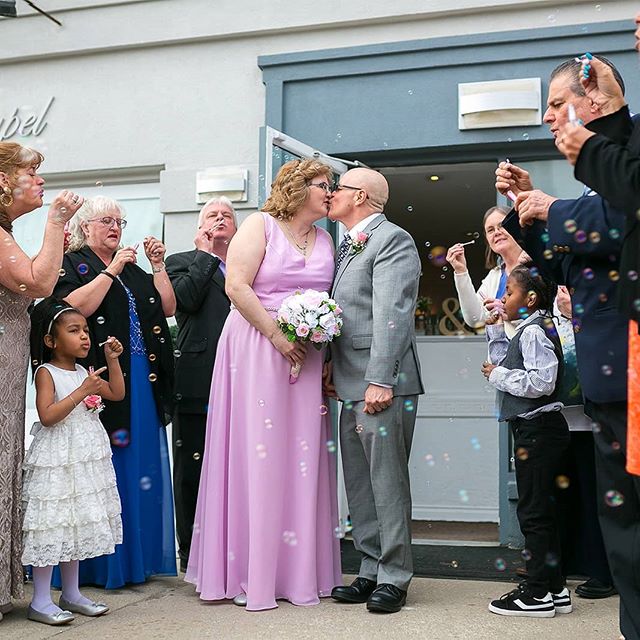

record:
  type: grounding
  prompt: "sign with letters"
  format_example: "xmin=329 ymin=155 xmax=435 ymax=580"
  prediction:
xmin=0 ymin=97 xmax=54 ymax=141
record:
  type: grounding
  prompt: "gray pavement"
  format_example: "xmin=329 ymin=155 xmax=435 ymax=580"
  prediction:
xmin=0 ymin=575 xmax=620 ymax=640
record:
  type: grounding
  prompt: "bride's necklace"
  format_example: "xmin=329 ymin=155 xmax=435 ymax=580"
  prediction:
xmin=284 ymin=221 xmax=312 ymax=256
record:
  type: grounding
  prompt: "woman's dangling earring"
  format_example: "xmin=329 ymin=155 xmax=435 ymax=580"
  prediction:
xmin=0 ymin=187 xmax=14 ymax=208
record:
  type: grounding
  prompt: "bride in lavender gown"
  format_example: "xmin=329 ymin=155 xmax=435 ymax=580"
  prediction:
xmin=185 ymin=159 xmax=342 ymax=610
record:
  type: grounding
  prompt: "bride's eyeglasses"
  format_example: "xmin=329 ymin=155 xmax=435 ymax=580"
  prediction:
xmin=308 ymin=182 xmax=332 ymax=193
xmin=89 ymin=216 xmax=128 ymax=229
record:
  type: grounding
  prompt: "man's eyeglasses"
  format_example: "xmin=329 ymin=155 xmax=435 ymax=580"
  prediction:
xmin=333 ymin=184 xmax=368 ymax=199
xmin=90 ymin=216 xmax=127 ymax=229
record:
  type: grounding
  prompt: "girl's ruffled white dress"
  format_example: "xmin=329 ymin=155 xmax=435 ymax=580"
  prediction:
xmin=22 ymin=363 xmax=123 ymax=567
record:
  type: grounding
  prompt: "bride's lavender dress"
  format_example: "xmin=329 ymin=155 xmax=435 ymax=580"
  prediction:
xmin=185 ymin=212 xmax=342 ymax=610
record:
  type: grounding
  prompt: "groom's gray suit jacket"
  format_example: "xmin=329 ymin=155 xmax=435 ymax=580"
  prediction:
xmin=331 ymin=214 xmax=424 ymax=401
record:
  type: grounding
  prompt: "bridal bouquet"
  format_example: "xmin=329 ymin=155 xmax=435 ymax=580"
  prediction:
xmin=276 ymin=289 xmax=343 ymax=383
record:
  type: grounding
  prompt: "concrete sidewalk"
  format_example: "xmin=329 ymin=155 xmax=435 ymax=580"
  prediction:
xmin=0 ymin=575 xmax=620 ymax=640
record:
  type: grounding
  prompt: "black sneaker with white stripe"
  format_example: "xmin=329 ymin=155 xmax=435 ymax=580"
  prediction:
xmin=489 ymin=583 xmax=555 ymax=618
xmin=551 ymin=587 xmax=573 ymax=614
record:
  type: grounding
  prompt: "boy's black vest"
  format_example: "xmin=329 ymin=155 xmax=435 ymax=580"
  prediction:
xmin=497 ymin=315 xmax=564 ymax=421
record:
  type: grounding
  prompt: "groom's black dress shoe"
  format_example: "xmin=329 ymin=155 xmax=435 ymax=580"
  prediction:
xmin=366 ymin=583 xmax=407 ymax=613
xmin=331 ymin=577 xmax=377 ymax=603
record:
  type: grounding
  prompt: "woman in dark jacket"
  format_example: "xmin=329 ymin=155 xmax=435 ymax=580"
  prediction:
xmin=53 ymin=195 xmax=177 ymax=588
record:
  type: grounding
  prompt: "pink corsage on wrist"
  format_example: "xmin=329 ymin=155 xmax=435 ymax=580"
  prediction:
xmin=350 ymin=231 xmax=369 ymax=255
xmin=83 ymin=394 xmax=105 ymax=413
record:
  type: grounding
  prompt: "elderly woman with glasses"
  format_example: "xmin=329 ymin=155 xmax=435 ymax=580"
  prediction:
xmin=51 ymin=195 xmax=177 ymax=589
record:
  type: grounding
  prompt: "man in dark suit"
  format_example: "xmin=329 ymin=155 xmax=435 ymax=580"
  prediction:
xmin=166 ymin=196 xmax=237 ymax=572
xmin=497 ymin=58 xmax=640 ymax=640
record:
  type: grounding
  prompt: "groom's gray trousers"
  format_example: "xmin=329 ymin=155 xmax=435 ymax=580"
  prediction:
xmin=339 ymin=395 xmax=418 ymax=590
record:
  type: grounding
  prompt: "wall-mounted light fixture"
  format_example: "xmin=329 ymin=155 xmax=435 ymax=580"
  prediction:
xmin=196 ymin=167 xmax=248 ymax=204
xmin=458 ymin=78 xmax=541 ymax=130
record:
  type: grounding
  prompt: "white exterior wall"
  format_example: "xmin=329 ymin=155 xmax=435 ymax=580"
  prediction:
xmin=0 ymin=0 xmax=636 ymax=251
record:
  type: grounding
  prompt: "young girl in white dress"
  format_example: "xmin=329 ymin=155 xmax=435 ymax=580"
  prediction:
xmin=23 ymin=298 xmax=125 ymax=626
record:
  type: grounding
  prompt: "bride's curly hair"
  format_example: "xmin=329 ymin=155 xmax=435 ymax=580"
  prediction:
xmin=263 ymin=159 xmax=333 ymax=221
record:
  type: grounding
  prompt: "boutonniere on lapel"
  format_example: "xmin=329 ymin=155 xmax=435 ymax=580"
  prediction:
xmin=350 ymin=231 xmax=370 ymax=255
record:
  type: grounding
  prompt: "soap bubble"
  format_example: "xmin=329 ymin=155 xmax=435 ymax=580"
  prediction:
xmin=516 ymin=447 xmax=529 ymax=461
xmin=334 ymin=526 xmax=345 ymax=538
xmin=192 ymin=452 xmax=201 ymax=461
xmin=601 ymin=365 xmax=613 ymax=376
xmin=406 ymin=205 xmax=414 ymax=213
xmin=58 ymin=268 xmax=66 ymax=276
xmin=256 ymin=444 xmax=267 ymax=459
xmin=258 ymin=399 xmax=265 ymax=407
xmin=110 ymin=429 xmax=130 ymax=447
xmin=628 ymin=271 xmax=639 ymax=281
xmin=589 ymin=231 xmax=601 ymax=244
xmin=152 ymin=325 xmax=161 ymax=334
xmin=555 ymin=475 xmax=570 ymax=489
xmin=458 ymin=489 xmax=469 ymax=503
xmin=522 ymin=133 xmax=529 ymax=140
xmin=428 ymin=246 xmax=448 ymax=267
xmin=326 ymin=440 xmax=336 ymax=453
xmin=521 ymin=549 xmax=532 ymax=561
xmin=574 ymin=230 xmax=587 ymax=243
xmin=139 ymin=476 xmax=152 ymax=491
xmin=148 ymin=353 xmax=157 ymax=362
xmin=564 ymin=219 xmax=577 ymax=233
xmin=424 ymin=454 xmax=435 ymax=467
xmin=604 ymin=489 xmax=624 ymax=507
xmin=609 ymin=270 xmax=620 ymax=282
xmin=265 ymin=418 xmax=273 ymax=429
xmin=582 ymin=268 xmax=595 ymax=280
xmin=355 ymin=424 xmax=364 ymax=434
xmin=148 ymin=373 xmax=157 ymax=382
xmin=545 ymin=552 xmax=559 ymax=567
xmin=282 ymin=530 xmax=298 ymax=546
xmin=149 ymin=297 xmax=156 ymax=304
xmin=494 ymin=558 xmax=507 ymax=571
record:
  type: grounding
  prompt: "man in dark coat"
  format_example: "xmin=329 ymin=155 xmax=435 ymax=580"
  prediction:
xmin=166 ymin=196 xmax=237 ymax=572
xmin=498 ymin=57 xmax=639 ymax=640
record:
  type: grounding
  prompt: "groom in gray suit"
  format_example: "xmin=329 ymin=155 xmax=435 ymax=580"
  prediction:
xmin=327 ymin=168 xmax=423 ymax=613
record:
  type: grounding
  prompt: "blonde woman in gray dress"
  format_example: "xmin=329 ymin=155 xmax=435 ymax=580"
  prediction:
xmin=0 ymin=142 xmax=83 ymax=622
